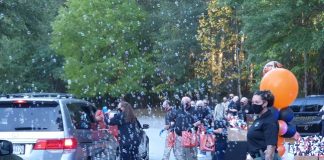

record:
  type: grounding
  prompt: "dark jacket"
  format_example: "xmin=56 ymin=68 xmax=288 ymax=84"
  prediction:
xmin=228 ymin=101 xmax=241 ymax=116
xmin=165 ymin=107 xmax=178 ymax=126
xmin=195 ymin=106 xmax=213 ymax=127
xmin=213 ymin=118 xmax=229 ymax=141
xmin=172 ymin=107 xmax=196 ymax=136
xmin=106 ymin=112 xmax=142 ymax=147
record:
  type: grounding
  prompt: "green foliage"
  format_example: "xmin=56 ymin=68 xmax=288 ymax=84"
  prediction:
xmin=146 ymin=0 xmax=208 ymax=96
xmin=52 ymin=0 xmax=153 ymax=97
xmin=221 ymin=0 xmax=324 ymax=95
xmin=0 ymin=0 xmax=65 ymax=94
xmin=197 ymin=0 xmax=249 ymax=97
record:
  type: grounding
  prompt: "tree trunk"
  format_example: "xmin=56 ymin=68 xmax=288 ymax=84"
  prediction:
xmin=234 ymin=9 xmax=242 ymax=98
xmin=303 ymin=52 xmax=308 ymax=97
xmin=301 ymin=12 xmax=308 ymax=97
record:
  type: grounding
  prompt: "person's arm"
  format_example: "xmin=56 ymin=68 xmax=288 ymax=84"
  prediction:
xmin=263 ymin=122 xmax=278 ymax=160
xmin=106 ymin=113 xmax=123 ymax=126
xmin=95 ymin=110 xmax=103 ymax=121
xmin=164 ymin=124 xmax=170 ymax=130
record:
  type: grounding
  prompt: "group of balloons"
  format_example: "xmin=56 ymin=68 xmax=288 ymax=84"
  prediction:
xmin=261 ymin=61 xmax=299 ymax=157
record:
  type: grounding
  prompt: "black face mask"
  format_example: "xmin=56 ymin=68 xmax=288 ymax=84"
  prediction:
xmin=183 ymin=103 xmax=190 ymax=111
xmin=252 ymin=103 xmax=264 ymax=114
xmin=117 ymin=108 xmax=123 ymax=113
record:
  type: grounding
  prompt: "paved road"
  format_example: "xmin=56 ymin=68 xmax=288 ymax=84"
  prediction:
xmin=136 ymin=108 xmax=213 ymax=160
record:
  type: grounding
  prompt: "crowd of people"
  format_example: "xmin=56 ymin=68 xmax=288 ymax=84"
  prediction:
xmin=91 ymin=91 xmax=323 ymax=160
xmin=160 ymin=91 xmax=281 ymax=160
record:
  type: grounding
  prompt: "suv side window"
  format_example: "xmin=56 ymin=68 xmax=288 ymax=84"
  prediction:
xmin=302 ymin=105 xmax=318 ymax=112
xmin=67 ymin=103 xmax=95 ymax=129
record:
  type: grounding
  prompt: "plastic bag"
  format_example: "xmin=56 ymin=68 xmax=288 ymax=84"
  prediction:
xmin=182 ymin=131 xmax=198 ymax=148
xmin=199 ymin=133 xmax=215 ymax=151
xmin=167 ymin=131 xmax=176 ymax=148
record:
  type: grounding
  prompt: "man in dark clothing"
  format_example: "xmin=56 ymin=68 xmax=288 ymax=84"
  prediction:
xmin=172 ymin=96 xmax=200 ymax=160
xmin=228 ymin=96 xmax=240 ymax=117
xmin=195 ymin=100 xmax=210 ymax=125
xmin=240 ymin=97 xmax=252 ymax=122
xmin=161 ymin=100 xmax=178 ymax=160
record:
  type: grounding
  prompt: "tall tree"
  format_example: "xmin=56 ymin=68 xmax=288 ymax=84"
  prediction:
xmin=237 ymin=0 xmax=324 ymax=96
xmin=0 ymin=1 xmax=65 ymax=93
xmin=52 ymin=0 xmax=153 ymax=97
xmin=197 ymin=0 xmax=246 ymax=97
xmin=148 ymin=0 xmax=208 ymax=98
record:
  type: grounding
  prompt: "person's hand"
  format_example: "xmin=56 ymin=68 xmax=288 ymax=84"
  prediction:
xmin=108 ymin=113 xmax=115 ymax=119
xmin=207 ymin=128 xmax=214 ymax=134
xmin=159 ymin=129 xmax=165 ymax=136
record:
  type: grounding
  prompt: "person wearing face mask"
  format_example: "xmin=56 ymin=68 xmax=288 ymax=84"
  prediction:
xmin=105 ymin=101 xmax=142 ymax=160
xmin=161 ymin=100 xmax=178 ymax=160
xmin=240 ymin=97 xmax=252 ymax=122
xmin=247 ymin=90 xmax=281 ymax=160
xmin=172 ymin=96 xmax=200 ymax=160
xmin=228 ymin=96 xmax=240 ymax=117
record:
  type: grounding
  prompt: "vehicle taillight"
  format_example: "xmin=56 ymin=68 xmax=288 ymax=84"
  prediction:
xmin=33 ymin=138 xmax=77 ymax=150
xmin=13 ymin=100 xmax=27 ymax=104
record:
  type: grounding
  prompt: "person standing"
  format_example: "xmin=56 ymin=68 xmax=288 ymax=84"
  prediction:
xmin=173 ymin=96 xmax=200 ymax=160
xmin=240 ymin=97 xmax=252 ymax=122
xmin=196 ymin=100 xmax=212 ymax=158
xmin=105 ymin=101 xmax=142 ymax=160
xmin=208 ymin=112 xmax=228 ymax=160
xmin=228 ymin=96 xmax=240 ymax=117
xmin=221 ymin=97 xmax=229 ymax=115
xmin=247 ymin=90 xmax=280 ymax=160
xmin=161 ymin=100 xmax=177 ymax=160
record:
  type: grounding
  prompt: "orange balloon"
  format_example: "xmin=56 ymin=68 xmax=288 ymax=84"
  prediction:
xmin=277 ymin=145 xmax=286 ymax=157
xmin=277 ymin=136 xmax=285 ymax=146
xmin=260 ymin=68 xmax=299 ymax=109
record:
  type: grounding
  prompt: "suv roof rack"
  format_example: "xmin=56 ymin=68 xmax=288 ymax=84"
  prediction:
xmin=2 ymin=93 xmax=76 ymax=99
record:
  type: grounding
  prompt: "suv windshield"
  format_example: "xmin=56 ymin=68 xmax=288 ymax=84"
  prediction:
xmin=0 ymin=101 xmax=63 ymax=131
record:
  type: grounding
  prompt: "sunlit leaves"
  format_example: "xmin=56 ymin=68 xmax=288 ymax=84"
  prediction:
xmin=52 ymin=0 xmax=151 ymax=97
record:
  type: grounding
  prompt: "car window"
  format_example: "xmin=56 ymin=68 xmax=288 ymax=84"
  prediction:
xmin=301 ymin=105 xmax=320 ymax=112
xmin=0 ymin=101 xmax=63 ymax=131
xmin=290 ymin=105 xmax=301 ymax=112
xmin=66 ymin=103 xmax=95 ymax=130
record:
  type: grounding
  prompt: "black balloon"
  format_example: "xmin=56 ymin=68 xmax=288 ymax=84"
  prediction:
xmin=279 ymin=107 xmax=294 ymax=122
xmin=282 ymin=123 xmax=296 ymax=138
xmin=270 ymin=107 xmax=279 ymax=120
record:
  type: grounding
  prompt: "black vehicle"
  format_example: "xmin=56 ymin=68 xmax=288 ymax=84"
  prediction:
xmin=289 ymin=95 xmax=324 ymax=136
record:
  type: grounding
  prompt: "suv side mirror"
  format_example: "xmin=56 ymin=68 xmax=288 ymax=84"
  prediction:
xmin=142 ymin=124 xmax=149 ymax=129
xmin=0 ymin=140 xmax=13 ymax=156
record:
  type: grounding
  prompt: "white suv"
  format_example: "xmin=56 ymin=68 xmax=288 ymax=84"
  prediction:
xmin=0 ymin=93 xmax=117 ymax=160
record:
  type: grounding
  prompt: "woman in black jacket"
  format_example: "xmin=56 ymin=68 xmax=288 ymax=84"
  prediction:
xmin=106 ymin=101 xmax=142 ymax=160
